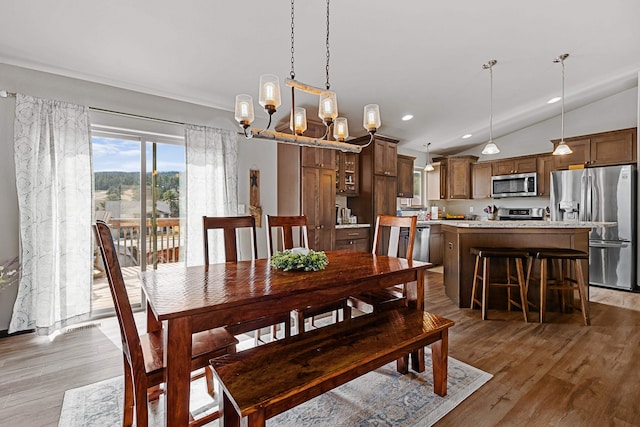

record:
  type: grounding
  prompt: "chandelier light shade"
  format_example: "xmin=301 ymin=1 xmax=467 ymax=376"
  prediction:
xmin=318 ymin=91 xmax=338 ymax=124
xmin=363 ymin=104 xmax=381 ymax=133
xmin=552 ymin=53 xmax=573 ymax=156
xmin=234 ymin=94 xmax=255 ymax=129
xmin=290 ymin=107 xmax=307 ymax=135
xmin=481 ymin=59 xmax=500 ymax=155
xmin=233 ymin=0 xmax=380 ymax=153
xmin=258 ymin=74 xmax=281 ymax=114
xmin=333 ymin=117 xmax=349 ymax=141
xmin=424 ymin=142 xmax=435 ymax=171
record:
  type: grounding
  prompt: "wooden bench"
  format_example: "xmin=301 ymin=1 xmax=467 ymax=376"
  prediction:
xmin=210 ymin=307 xmax=455 ymax=427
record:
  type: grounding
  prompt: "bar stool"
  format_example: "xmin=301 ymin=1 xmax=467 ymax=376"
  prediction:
xmin=528 ymin=248 xmax=590 ymax=326
xmin=470 ymin=247 xmax=530 ymax=322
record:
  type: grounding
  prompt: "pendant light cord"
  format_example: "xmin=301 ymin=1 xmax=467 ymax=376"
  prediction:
xmin=325 ymin=0 xmax=331 ymax=90
xmin=489 ymin=65 xmax=493 ymax=142
xmin=561 ymin=58 xmax=565 ymax=142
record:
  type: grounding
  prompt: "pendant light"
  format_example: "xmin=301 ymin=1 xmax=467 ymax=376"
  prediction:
xmin=424 ymin=143 xmax=434 ymax=171
xmin=481 ymin=59 xmax=500 ymax=155
xmin=552 ymin=53 xmax=573 ymax=156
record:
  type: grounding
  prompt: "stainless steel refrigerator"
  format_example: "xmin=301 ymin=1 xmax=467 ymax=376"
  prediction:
xmin=550 ymin=164 xmax=636 ymax=290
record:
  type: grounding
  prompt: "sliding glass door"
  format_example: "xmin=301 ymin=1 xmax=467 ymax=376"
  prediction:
xmin=92 ymin=130 xmax=184 ymax=314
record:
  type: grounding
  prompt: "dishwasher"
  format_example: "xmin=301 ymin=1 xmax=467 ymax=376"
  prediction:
xmin=413 ymin=226 xmax=430 ymax=262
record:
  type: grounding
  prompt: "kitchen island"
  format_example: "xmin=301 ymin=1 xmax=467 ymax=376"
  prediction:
xmin=439 ymin=220 xmax=613 ymax=309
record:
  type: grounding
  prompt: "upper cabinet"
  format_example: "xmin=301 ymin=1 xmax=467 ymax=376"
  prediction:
xmin=492 ymin=156 xmax=537 ymax=176
xmin=301 ymin=146 xmax=335 ymax=169
xmin=536 ymin=154 xmax=555 ymax=197
xmin=471 ymin=162 xmax=492 ymax=199
xmin=335 ymin=151 xmax=359 ymax=196
xmin=397 ymin=154 xmax=415 ymax=198
xmin=373 ymin=139 xmax=397 ymax=176
xmin=552 ymin=127 xmax=637 ymax=169
xmin=434 ymin=156 xmax=478 ymax=200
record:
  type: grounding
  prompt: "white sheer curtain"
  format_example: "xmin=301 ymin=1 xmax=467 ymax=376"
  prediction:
xmin=183 ymin=125 xmax=238 ymax=266
xmin=10 ymin=94 xmax=92 ymax=335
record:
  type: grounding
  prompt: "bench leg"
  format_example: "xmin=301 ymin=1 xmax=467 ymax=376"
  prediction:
xmin=431 ymin=330 xmax=449 ymax=397
xmin=410 ymin=348 xmax=425 ymax=373
xmin=396 ymin=355 xmax=409 ymax=374
xmin=221 ymin=389 xmax=241 ymax=427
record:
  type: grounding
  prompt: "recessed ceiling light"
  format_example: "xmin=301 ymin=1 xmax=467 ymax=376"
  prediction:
xmin=547 ymin=96 xmax=561 ymax=104
xmin=462 ymin=133 xmax=472 ymax=139
xmin=401 ymin=114 xmax=413 ymax=121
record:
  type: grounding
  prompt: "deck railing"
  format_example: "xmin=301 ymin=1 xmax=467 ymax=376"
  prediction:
xmin=107 ymin=218 xmax=182 ymax=267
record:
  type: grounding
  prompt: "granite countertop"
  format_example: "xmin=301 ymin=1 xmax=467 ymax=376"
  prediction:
xmin=427 ymin=220 xmax=615 ymax=228
xmin=336 ymin=223 xmax=371 ymax=229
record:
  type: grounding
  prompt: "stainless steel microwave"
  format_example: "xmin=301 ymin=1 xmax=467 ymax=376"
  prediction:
xmin=491 ymin=172 xmax=537 ymax=198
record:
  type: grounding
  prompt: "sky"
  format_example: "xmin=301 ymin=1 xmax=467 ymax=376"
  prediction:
xmin=92 ymin=136 xmax=185 ymax=173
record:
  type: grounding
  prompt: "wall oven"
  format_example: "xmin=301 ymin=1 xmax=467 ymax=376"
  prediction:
xmin=491 ymin=172 xmax=537 ymax=198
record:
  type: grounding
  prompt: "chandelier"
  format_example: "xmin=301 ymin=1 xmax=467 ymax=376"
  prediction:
xmin=234 ymin=0 xmax=381 ymax=154
xmin=481 ymin=59 xmax=500 ymax=155
xmin=552 ymin=53 xmax=572 ymax=155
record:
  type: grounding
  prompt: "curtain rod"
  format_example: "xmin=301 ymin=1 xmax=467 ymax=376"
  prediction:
xmin=1 ymin=89 xmax=187 ymax=126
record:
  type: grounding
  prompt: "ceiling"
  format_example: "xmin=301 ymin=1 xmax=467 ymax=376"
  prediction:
xmin=1 ymin=1 xmax=639 ymax=155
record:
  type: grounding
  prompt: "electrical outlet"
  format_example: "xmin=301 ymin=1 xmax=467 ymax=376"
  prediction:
xmin=238 ymin=204 xmax=246 ymax=214
xmin=469 ymin=206 xmax=474 ymax=213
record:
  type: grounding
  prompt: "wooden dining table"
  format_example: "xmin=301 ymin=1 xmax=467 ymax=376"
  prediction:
xmin=139 ymin=250 xmax=430 ymax=427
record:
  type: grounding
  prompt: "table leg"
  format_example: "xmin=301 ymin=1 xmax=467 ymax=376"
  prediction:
xmin=146 ymin=301 xmax=162 ymax=333
xmin=407 ymin=269 xmax=425 ymax=311
xmin=431 ymin=330 xmax=448 ymax=397
xmin=164 ymin=317 xmax=193 ymax=427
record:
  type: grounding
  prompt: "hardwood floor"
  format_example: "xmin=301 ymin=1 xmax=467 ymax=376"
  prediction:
xmin=1 ymin=270 xmax=639 ymax=426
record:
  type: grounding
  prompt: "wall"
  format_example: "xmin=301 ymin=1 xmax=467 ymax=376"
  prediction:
xmin=0 ymin=63 xmax=277 ymax=331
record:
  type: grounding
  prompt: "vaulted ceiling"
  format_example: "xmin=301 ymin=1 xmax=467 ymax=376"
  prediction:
xmin=1 ymin=1 xmax=639 ymax=155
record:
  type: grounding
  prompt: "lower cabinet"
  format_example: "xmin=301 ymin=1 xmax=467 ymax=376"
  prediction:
xmin=429 ymin=225 xmax=443 ymax=265
xmin=335 ymin=227 xmax=370 ymax=252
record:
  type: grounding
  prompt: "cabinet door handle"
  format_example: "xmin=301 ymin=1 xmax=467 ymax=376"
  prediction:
xmin=348 ymin=233 xmax=359 ymax=236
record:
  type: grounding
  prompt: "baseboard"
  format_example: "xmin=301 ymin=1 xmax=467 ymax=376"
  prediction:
xmin=0 ymin=328 xmax=34 ymax=339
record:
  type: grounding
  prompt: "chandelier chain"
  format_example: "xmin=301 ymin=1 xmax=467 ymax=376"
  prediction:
xmin=325 ymin=0 xmax=331 ymax=90
xmin=290 ymin=0 xmax=295 ymax=79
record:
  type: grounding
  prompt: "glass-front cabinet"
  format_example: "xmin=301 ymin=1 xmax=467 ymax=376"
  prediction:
xmin=335 ymin=151 xmax=359 ymax=196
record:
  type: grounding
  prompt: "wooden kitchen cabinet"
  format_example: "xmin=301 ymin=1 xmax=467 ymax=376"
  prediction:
xmin=445 ymin=156 xmax=478 ymax=199
xmin=471 ymin=162 xmax=492 ymax=199
xmin=552 ymin=127 xmax=637 ymax=169
xmin=302 ymin=167 xmax=336 ymax=250
xmin=335 ymin=227 xmax=370 ymax=252
xmin=301 ymin=146 xmax=335 ymax=169
xmin=347 ymin=135 xmax=399 ymax=248
xmin=397 ymin=154 xmax=415 ymax=198
xmin=429 ymin=224 xmax=443 ymax=265
xmin=492 ymin=156 xmax=537 ymax=176
xmin=373 ymin=138 xmax=397 ymax=176
xmin=536 ymin=154 xmax=555 ymax=197
xmin=335 ymin=151 xmax=359 ymax=196
xmin=277 ymin=144 xmax=336 ymax=252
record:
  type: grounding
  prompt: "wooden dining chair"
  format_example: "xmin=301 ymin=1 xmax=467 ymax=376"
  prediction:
xmin=203 ymin=216 xmax=292 ymax=344
xmin=94 ymin=220 xmax=238 ymax=427
xmin=265 ymin=214 xmax=351 ymax=333
xmin=349 ymin=215 xmax=417 ymax=312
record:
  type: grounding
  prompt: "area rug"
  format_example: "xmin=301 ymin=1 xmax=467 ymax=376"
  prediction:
xmin=59 ymin=349 xmax=491 ymax=427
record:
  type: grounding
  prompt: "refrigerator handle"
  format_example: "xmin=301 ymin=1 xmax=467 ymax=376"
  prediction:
xmin=579 ymin=173 xmax=587 ymax=221
xmin=586 ymin=174 xmax=592 ymax=221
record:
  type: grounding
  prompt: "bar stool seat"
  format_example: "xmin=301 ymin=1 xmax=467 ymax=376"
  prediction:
xmin=528 ymin=248 xmax=589 ymax=326
xmin=470 ymin=247 xmax=529 ymax=322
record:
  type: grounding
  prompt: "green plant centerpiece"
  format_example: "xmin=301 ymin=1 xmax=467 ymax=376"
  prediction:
xmin=270 ymin=247 xmax=329 ymax=272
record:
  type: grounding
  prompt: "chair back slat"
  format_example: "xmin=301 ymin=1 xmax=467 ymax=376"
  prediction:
xmin=203 ymin=216 xmax=258 ymax=263
xmin=372 ymin=215 xmax=417 ymax=259
xmin=265 ymin=215 xmax=309 ymax=257
xmin=93 ymin=220 xmax=146 ymax=377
